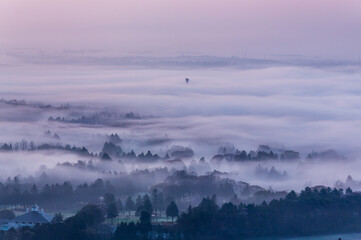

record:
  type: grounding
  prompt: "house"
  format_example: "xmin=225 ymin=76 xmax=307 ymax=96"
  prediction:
xmin=0 ymin=219 xmax=12 ymax=231
xmin=0 ymin=205 xmax=51 ymax=230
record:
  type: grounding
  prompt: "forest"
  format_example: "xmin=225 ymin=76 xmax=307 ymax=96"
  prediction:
xmin=1 ymin=186 xmax=360 ymax=240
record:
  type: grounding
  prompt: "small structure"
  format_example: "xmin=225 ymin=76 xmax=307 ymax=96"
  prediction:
xmin=1 ymin=206 xmax=50 ymax=230
xmin=0 ymin=219 xmax=11 ymax=231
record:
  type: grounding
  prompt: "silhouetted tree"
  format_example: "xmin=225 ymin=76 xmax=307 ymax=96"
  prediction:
xmin=51 ymin=212 xmax=64 ymax=223
xmin=151 ymin=188 xmax=164 ymax=218
xmin=125 ymin=196 xmax=135 ymax=215
xmin=139 ymin=211 xmax=152 ymax=237
xmin=107 ymin=202 xmax=119 ymax=223
xmin=117 ymin=199 xmax=124 ymax=214
xmin=104 ymin=193 xmax=116 ymax=206
xmin=0 ymin=210 xmax=15 ymax=220
xmin=166 ymin=201 xmax=179 ymax=222
xmin=76 ymin=205 xmax=104 ymax=228
xmin=135 ymin=195 xmax=143 ymax=211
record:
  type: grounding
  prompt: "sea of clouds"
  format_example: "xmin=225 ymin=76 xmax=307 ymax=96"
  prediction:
xmin=1 ymin=56 xmax=361 ymax=191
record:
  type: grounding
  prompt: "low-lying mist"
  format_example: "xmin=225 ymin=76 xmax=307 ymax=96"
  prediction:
xmin=1 ymin=59 xmax=361 ymax=195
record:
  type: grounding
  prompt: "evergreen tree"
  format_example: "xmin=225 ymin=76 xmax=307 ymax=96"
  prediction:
xmin=0 ymin=210 xmax=15 ymax=220
xmin=104 ymin=193 xmax=116 ymax=206
xmin=117 ymin=199 xmax=124 ymax=214
xmin=135 ymin=195 xmax=143 ymax=211
xmin=107 ymin=202 xmax=119 ymax=223
xmin=139 ymin=211 xmax=152 ymax=236
xmin=142 ymin=194 xmax=153 ymax=215
xmin=152 ymin=189 xmax=164 ymax=218
xmin=76 ymin=204 xmax=104 ymax=228
xmin=166 ymin=201 xmax=179 ymax=222
xmin=125 ymin=196 xmax=135 ymax=215
xmin=51 ymin=212 xmax=64 ymax=223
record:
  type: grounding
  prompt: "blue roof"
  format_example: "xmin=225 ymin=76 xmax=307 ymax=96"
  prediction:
xmin=12 ymin=211 xmax=49 ymax=223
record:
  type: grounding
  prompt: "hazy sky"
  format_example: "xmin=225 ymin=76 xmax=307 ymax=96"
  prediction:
xmin=1 ymin=0 xmax=361 ymax=59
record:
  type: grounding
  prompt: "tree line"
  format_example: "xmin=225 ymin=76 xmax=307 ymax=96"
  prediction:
xmin=0 ymin=178 xmax=123 ymax=210
xmin=2 ymin=187 xmax=361 ymax=240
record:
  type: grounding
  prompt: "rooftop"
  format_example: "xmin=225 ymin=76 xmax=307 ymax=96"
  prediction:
xmin=13 ymin=211 xmax=49 ymax=224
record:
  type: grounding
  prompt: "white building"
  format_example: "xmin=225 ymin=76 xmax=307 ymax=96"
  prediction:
xmin=0 ymin=206 xmax=51 ymax=230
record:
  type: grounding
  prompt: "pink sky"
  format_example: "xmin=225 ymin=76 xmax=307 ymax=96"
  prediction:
xmin=1 ymin=0 xmax=361 ymax=59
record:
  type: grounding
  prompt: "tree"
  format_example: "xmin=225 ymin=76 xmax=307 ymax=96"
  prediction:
xmin=101 ymin=152 xmax=112 ymax=160
xmin=31 ymin=184 xmax=38 ymax=195
xmin=76 ymin=205 xmax=104 ymax=228
xmin=135 ymin=195 xmax=143 ymax=210
xmin=51 ymin=212 xmax=64 ymax=223
xmin=136 ymin=195 xmax=152 ymax=216
xmin=101 ymin=142 xmax=122 ymax=157
xmin=152 ymin=189 xmax=164 ymax=218
xmin=107 ymin=202 xmax=119 ymax=223
xmin=0 ymin=210 xmax=15 ymax=220
xmin=158 ymin=191 xmax=165 ymax=213
xmin=117 ymin=199 xmax=124 ymax=214
xmin=125 ymin=196 xmax=135 ymax=215
xmin=151 ymin=189 xmax=159 ymax=216
xmin=166 ymin=201 xmax=179 ymax=222
xmin=139 ymin=211 xmax=151 ymax=226
xmin=211 ymin=194 xmax=217 ymax=205
xmin=63 ymin=215 xmax=87 ymax=240
xmin=104 ymin=193 xmax=116 ymax=206
xmin=286 ymin=190 xmax=297 ymax=201
xmin=346 ymin=187 xmax=353 ymax=194
xmin=139 ymin=211 xmax=152 ymax=235
xmin=142 ymin=194 xmax=153 ymax=215
xmin=114 ymin=222 xmax=137 ymax=240
xmin=198 ymin=197 xmax=219 ymax=213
